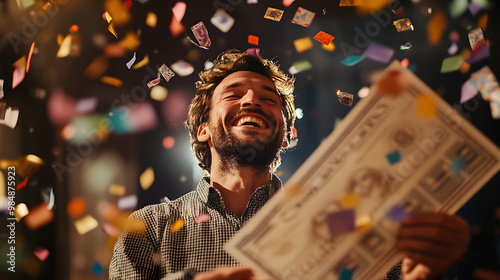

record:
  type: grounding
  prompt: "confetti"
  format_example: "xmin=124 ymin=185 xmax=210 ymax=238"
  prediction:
xmin=387 ymin=206 xmax=411 ymax=222
xmin=340 ymin=192 xmax=361 ymax=209
xmin=104 ymin=0 xmax=131 ymax=26
xmin=67 ymin=197 xmax=87 ymax=218
xmin=195 ymin=214 xmax=211 ymax=223
xmin=146 ymin=12 xmax=157 ymax=28
xmin=460 ymin=79 xmax=479 ymax=104
xmin=293 ymin=37 xmax=313 ymax=53
xmin=14 ymin=203 xmax=29 ymax=221
xmin=322 ymin=42 xmax=335 ymax=52
xmin=470 ymin=66 xmax=500 ymax=101
xmin=131 ymin=55 xmax=149 ymax=70
xmin=75 ymin=215 xmax=99 ymax=235
xmin=56 ymin=34 xmax=81 ymax=58
xmin=169 ymin=13 xmax=185 ymax=37
xmin=248 ymin=35 xmax=259 ymax=45
xmin=289 ymin=60 xmax=312 ymax=74
xmin=26 ymin=42 xmax=35 ymax=73
xmin=162 ymin=136 xmax=175 ymax=149
xmin=386 ymin=150 xmax=402 ymax=165
xmin=140 ymin=167 xmax=155 ymax=190
xmin=465 ymin=43 xmax=489 ymax=64
xmin=400 ymin=42 xmax=412 ymax=51
xmin=118 ymin=195 xmax=138 ymax=210
xmin=160 ymin=64 xmax=175 ymax=81
xmin=339 ymin=268 xmax=354 ymax=280
xmin=427 ymin=10 xmax=446 ymax=45
xmin=341 ymin=56 xmax=364 ymax=66
xmin=170 ymin=218 xmax=185 ymax=232
xmin=450 ymin=157 xmax=467 ymax=174
xmin=91 ymin=261 xmax=104 ymax=277
xmin=170 ymin=60 xmax=194 ymax=77
xmin=327 ymin=209 xmax=355 ymax=237
xmin=151 ymin=86 xmax=168 ymax=101
xmin=336 ymin=90 xmax=354 ymax=107
xmin=339 ymin=0 xmax=359 ymax=6
xmin=211 ymin=8 xmax=235 ymax=33
xmin=448 ymin=42 xmax=458 ymax=55
xmin=0 ymin=102 xmax=20 ymax=129
xmin=358 ymin=87 xmax=370 ymax=98
xmin=100 ymin=76 xmax=123 ymax=87
xmin=25 ymin=203 xmax=54 ymax=230
xmin=48 ymin=188 xmax=55 ymax=210
xmin=292 ymin=7 xmax=316 ymax=27
xmin=172 ymin=1 xmax=187 ymax=22
xmin=109 ymin=184 xmax=126 ymax=196
xmin=34 ymin=247 xmax=50 ymax=261
xmin=440 ymin=55 xmax=463 ymax=73
xmin=468 ymin=28 xmax=485 ymax=52
xmin=468 ymin=2 xmax=481 ymax=16
xmin=283 ymin=0 xmax=295 ymax=6
xmin=416 ymin=94 xmax=437 ymax=118
xmin=189 ymin=21 xmax=211 ymax=49
xmin=401 ymin=58 xmax=410 ymax=68
xmin=313 ymin=31 xmax=335 ymax=45
xmin=393 ymin=18 xmax=413 ymax=32
xmin=264 ymin=7 xmax=284 ymax=21
xmin=246 ymin=48 xmax=261 ymax=58
xmin=84 ymin=56 xmax=110 ymax=80
xmin=362 ymin=42 xmax=394 ymax=64
xmin=12 ymin=66 xmax=25 ymax=89
xmin=118 ymin=32 xmax=140 ymax=51
xmin=0 ymin=79 xmax=4 ymax=99
xmin=355 ymin=214 xmax=372 ymax=233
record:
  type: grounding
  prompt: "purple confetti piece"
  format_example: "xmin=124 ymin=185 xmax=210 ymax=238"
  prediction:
xmin=126 ymin=52 xmax=137 ymax=69
xmin=460 ymin=79 xmax=479 ymax=104
xmin=246 ymin=48 xmax=261 ymax=59
xmin=387 ymin=206 xmax=411 ymax=222
xmin=465 ymin=44 xmax=490 ymax=64
xmin=327 ymin=209 xmax=355 ymax=238
xmin=448 ymin=42 xmax=458 ymax=55
xmin=468 ymin=3 xmax=481 ymax=16
xmin=362 ymin=42 xmax=394 ymax=64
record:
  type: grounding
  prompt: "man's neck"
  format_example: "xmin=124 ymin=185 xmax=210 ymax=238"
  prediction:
xmin=210 ymin=164 xmax=273 ymax=217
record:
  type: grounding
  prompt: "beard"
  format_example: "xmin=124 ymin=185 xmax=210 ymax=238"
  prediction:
xmin=210 ymin=110 xmax=285 ymax=172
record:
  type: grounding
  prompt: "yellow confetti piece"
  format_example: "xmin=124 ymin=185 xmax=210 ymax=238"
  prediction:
xmin=393 ymin=18 xmax=413 ymax=32
xmin=119 ymin=32 xmax=140 ymax=51
xmin=427 ymin=10 xmax=447 ymax=46
xmin=13 ymin=56 xmax=26 ymax=68
xmin=132 ymin=55 xmax=149 ymax=70
xmin=293 ymin=37 xmax=313 ymax=53
xmin=170 ymin=218 xmax=185 ymax=232
xmin=146 ymin=12 xmax=158 ymax=28
xmin=416 ymin=94 xmax=437 ymax=118
xmin=340 ymin=192 xmax=361 ymax=209
xmin=355 ymin=214 xmax=372 ymax=234
xmin=140 ymin=167 xmax=155 ymax=190
xmin=478 ymin=14 xmax=488 ymax=31
xmin=108 ymin=22 xmax=118 ymax=38
xmin=56 ymin=34 xmax=81 ymax=58
xmin=85 ymin=56 xmax=110 ymax=80
xmin=104 ymin=0 xmax=131 ymax=26
xmin=109 ymin=184 xmax=126 ymax=196
xmin=74 ymin=214 xmax=99 ymax=235
xmin=322 ymin=41 xmax=335 ymax=52
xmin=100 ymin=76 xmax=123 ymax=87
xmin=15 ymin=203 xmax=29 ymax=221
xmin=151 ymin=86 xmax=168 ymax=101
xmin=57 ymin=34 xmax=64 ymax=45
xmin=104 ymin=11 xmax=113 ymax=23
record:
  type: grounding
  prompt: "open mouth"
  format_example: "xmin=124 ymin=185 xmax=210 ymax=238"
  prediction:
xmin=231 ymin=115 xmax=268 ymax=128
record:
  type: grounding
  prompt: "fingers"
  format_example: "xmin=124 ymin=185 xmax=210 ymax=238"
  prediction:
xmin=402 ymin=213 xmax=469 ymax=233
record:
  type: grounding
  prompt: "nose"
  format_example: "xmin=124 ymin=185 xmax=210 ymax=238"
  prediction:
xmin=240 ymin=89 xmax=261 ymax=108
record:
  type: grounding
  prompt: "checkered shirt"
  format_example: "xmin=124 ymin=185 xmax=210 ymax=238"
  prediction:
xmin=109 ymin=175 xmax=402 ymax=280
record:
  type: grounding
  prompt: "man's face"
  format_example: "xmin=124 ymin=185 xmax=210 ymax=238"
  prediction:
xmin=198 ymin=71 xmax=287 ymax=170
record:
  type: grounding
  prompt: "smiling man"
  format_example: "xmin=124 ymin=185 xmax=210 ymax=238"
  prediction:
xmin=109 ymin=49 xmax=469 ymax=280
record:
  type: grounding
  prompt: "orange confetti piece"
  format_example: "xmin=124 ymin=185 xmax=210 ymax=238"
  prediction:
xmin=108 ymin=22 xmax=118 ymax=38
xmin=340 ymin=192 xmax=361 ymax=209
xmin=169 ymin=15 xmax=185 ymax=37
xmin=67 ymin=197 xmax=87 ymax=218
xmin=322 ymin=42 xmax=335 ymax=52
xmin=170 ymin=218 xmax=185 ymax=232
xmin=377 ymin=70 xmax=408 ymax=95
xmin=401 ymin=58 xmax=410 ymax=68
xmin=459 ymin=61 xmax=471 ymax=74
xmin=416 ymin=94 xmax=437 ymax=118
xmin=162 ymin=136 xmax=175 ymax=149
xmin=313 ymin=31 xmax=335 ymax=45
xmin=104 ymin=0 xmax=131 ymax=26
xmin=25 ymin=203 xmax=54 ymax=230
xmin=427 ymin=10 xmax=447 ymax=46
xmin=69 ymin=24 xmax=79 ymax=33
xmin=17 ymin=177 xmax=28 ymax=190
xmin=478 ymin=14 xmax=488 ymax=31
xmin=100 ymin=76 xmax=123 ymax=87
xmin=84 ymin=56 xmax=110 ymax=80
xmin=26 ymin=42 xmax=35 ymax=73
xmin=248 ymin=35 xmax=259 ymax=45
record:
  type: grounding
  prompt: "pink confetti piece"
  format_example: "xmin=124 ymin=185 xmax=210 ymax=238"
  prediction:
xmin=190 ymin=21 xmax=211 ymax=49
xmin=12 ymin=66 xmax=25 ymax=89
xmin=147 ymin=73 xmax=161 ymax=88
xmin=246 ymin=48 xmax=261 ymax=59
xmin=172 ymin=1 xmax=187 ymax=22
xmin=195 ymin=214 xmax=210 ymax=223
xmin=460 ymin=79 xmax=479 ymax=104
xmin=34 ymin=247 xmax=50 ymax=261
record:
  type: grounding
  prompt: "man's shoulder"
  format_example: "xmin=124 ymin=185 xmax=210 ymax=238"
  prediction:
xmin=130 ymin=190 xmax=199 ymax=221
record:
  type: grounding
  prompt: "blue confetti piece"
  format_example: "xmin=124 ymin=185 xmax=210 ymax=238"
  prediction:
xmin=48 ymin=188 xmax=55 ymax=210
xmin=341 ymin=56 xmax=364 ymax=66
xmin=339 ymin=267 xmax=354 ymax=280
xmin=91 ymin=261 xmax=104 ymax=277
xmin=450 ymin=157 xmax=467 ymax=174
xmin=386 ymin=150 xmax=402 ymax=165
xmin=387 ymin=206 xmax=411 ymax=222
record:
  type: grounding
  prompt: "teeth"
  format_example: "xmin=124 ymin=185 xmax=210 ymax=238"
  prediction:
xmin=236 ymin=116 xmax=265 ymax=128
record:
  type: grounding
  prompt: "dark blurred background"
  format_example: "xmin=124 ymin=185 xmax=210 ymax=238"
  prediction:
xmin=0 ymin=0 xmax=499 ymax=279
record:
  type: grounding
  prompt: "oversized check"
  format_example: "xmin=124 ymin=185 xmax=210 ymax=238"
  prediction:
xmin=225 ymin=61 xmax=500 ymax=279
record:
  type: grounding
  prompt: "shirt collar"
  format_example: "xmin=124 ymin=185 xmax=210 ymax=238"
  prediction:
xmin=196 ymin=174 xmax=282 ymax=205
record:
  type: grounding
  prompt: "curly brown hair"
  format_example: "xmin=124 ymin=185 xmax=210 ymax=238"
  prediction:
xmin=185 ymin=49 xmax=296 ymax=174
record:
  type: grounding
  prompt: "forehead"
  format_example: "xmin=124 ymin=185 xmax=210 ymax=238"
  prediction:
xmin=214 ymin=71 xmax=277 ymax=92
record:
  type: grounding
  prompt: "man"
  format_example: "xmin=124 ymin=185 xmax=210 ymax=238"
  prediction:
xmin=110 ymin=49 xmax=470 ymax=280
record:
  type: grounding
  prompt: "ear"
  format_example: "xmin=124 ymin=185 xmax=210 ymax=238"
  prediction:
xmin=197 ymin=122 xmax=210 ymax=143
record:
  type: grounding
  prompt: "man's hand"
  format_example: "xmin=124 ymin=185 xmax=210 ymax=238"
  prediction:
xmin=193 ymin=267 xmax=271 ymax=280
xmin=398 ymin=213 xmax=470 ymax=280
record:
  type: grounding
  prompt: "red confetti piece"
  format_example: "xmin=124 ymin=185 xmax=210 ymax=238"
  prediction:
xmin=34 ymin=247 xmax=50 ymax=261
xmin=26 ymin=42 xmax=35 ymax=73
xmin=17 ymin=177 xmax=28 ymax=190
